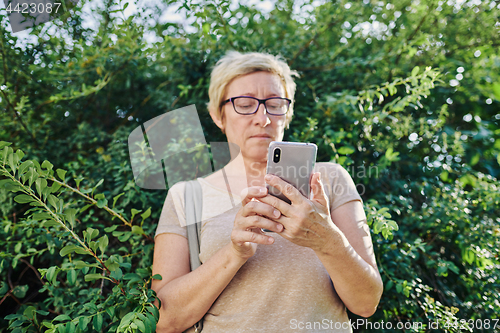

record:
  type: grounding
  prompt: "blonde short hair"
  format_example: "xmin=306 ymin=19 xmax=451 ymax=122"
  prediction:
xmin=208 ymin=51 xmax=299 ymax=127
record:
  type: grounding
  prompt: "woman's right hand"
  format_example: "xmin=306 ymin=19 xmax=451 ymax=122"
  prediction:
xmin=230 ymin=187 xmax=284 ymax=260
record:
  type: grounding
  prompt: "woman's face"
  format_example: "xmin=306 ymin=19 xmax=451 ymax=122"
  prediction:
xmin=214 ymin=71 xmax=287 ymax=163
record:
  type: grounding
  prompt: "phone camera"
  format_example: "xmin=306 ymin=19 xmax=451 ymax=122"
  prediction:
xmin=273 ymin=148 xmax=281 ymax=163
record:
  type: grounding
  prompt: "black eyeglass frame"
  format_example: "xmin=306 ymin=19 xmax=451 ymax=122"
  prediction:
xmin=222 ymin=96 xmax=292 ymax=116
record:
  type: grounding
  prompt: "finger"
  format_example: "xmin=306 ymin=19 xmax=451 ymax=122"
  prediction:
xmin=242 ymin=199 xmax=282 ymax=220
xmin=240 ymin=186 xmax=268 ymax=205
xmin=236 ymin=215 xmax=284 ymax=233
xmin=232 ymin=228 xmax=276 ymax=245
xmin=256 ymin=194 xmax=291 ymax=218
xmin=310 ymin=172 xmax=329 ymax=208
xmin=264 ymin=174 xmax=305 ymax=205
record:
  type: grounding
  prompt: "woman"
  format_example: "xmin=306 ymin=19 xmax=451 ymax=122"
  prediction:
xmin=152 ymin=51 xmax=383 ymax=333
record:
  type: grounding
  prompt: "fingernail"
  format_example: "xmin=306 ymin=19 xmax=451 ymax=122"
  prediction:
xmin=260 ymin=188 xmax=267 ymax=194
xmin=273 ymin=209 xmax=280 ymax=217
xmin=265 ymin=174 xmax=272 ymax=181
xmin=277 ymin=224 xmax=283 ymax=232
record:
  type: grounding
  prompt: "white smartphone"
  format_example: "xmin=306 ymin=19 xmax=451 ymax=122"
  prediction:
xmin=265 ymin=141 xmax=318 ymax=204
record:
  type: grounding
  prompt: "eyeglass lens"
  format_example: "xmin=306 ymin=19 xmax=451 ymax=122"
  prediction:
xmin=233 ymin=97 xmax=288 ymax=115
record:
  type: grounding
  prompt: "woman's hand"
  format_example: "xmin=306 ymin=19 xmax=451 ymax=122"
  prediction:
xmin=230 ymin=187 xmax=284 ymax=260
xmin=261 ymin=172 xmax=341 ymax=253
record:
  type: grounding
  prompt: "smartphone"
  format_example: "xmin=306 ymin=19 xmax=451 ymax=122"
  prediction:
xmin=265 ymin=141 xmax=318 ymax=204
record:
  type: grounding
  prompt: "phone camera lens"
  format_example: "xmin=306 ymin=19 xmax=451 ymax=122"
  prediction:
xmin=273 ymin=148 xmax=281 ymax=163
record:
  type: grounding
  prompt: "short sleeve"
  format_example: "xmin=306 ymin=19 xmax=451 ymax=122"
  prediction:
xmin=315 ymin=162 xmax=363 ymax=212
xmin=155 ymin=182 xmax=188 ymax=239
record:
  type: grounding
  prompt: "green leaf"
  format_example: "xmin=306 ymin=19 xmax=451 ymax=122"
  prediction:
xmin=65 ymin=208 xmax=77 ymax=228
xmin=41 ymin=160 xmax=53 ymax=171
xmin=85 ymin=273 xmax=110 ymax=282
xmin=36 ymin=178 xmax=48 ymax=197
xmin=48 ymin=194 xmax=59 ymax=210
xmin=53 ymin=314 xmax=71 ymax=322
xmin=85 ymin=227 xmax=99 ymax=242
xmin=74 ymin=261 xmax=99 ymax=269
xmin=93 ymin=313 xmax=103 ymax=331
xmin=131 ymin=208 xmax=142 ymax=221
xmin=27 ymin=167 xmax=38 ymax=187
xmin=337 ymin=146 xmax=355 ymax=155
xmin=42 ymin=219 xmax=60 ymax=228
xmin=440 ymin=171 xmax=448 ymax=182
xmin=119 ymin=312 xmax=136 ymax=328
xmin=56 ymin=169 xmax=67 ymax=181
xmin=32 ymin=212 xmax=52 ymax=220
xmin=18 ymin=160 xmax=33 ymax=176
xmin=141 ymin=207 xmax=151 ymax=221
xmin=112 ymin=193 xmax=124 ymax=208
xmin=8 ymin=152 xmax=16 ymax=175
xmin=470 ymin=152 xmax=480 ymax=166
xmin=152 ymin=274 xmax=162 ymax=280
xmin=0 ymin=281 xmax=8 ymax=296
xmin=46 ymin=266 xmax=58 ymax=284
xmin=105 ymin=258 xmax=120 ymax=272
xmin=492 ymin=82 xmax=500 ymax=101
xmin=385 ymin=147 xmax=400 ymax=162
xmin=96 ymin=197 xmax=108 ymax=208
xmin=104 ymin=225 xmax=119 ymax=233
xmin=67 ymin=269 xmax=77 ymax=286
xmin=78 ymin=317 xmax=91 ymax=331
xmin=131 ymin=225 xmax=145 ymax=235
xmin=411 ymin=66 xmax=420 ymax=77
xmin=12 ymin=285 xmax=28 ymax=298
xmin=16 ymin=149 xmax=24 ymax=161
xmin=74 ymin=176 xmax=84 ymax=188
xmin=2 ymin=146 xmax=10 ymax=165
xmin=92 ymin=179 xmax=104 ymax=194
xmin=110 ymin=267 xmax=122 ymax=280
xmin=50 ymin=181 xmax=62 ymax=193
xmin=463 ymin=249 xmax=475 ymax=265
xmin=23 ymin=306 xmax=36 ymax=318
xmin=14 ymin=194 xmax=34 ymax=204
xmin=60 ymin=245 xmax=79 ymax=257
xmin=134 ymin=319 xmax=146 ymax=333
xmin=0 ymin=141 xmax=11 ymax=150
xmin=74 ymin=247 xmax=89 ymax=255
xmin=97 ymin=235 xmax=109 ymax=254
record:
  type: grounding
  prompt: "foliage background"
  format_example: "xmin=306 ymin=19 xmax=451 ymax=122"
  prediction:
xmin=1 ymin=0 xmax=499 ymax=332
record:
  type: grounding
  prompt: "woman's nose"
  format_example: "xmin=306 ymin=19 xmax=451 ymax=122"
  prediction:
xmin=254 ymin=103 xmax=271 ymax=126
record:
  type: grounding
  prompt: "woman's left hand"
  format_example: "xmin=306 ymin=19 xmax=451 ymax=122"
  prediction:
xmin=260 ymin=172 xmax=341 ymax=252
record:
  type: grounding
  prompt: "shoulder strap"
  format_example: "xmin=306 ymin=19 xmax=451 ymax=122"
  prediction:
xmin=184 ymin=180 xmax=204 ymax=333
xmin=185 ymin=180 xmax=203 ymax=271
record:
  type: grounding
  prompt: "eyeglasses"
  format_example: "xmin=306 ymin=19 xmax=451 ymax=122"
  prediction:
xmin=223 ymin=96 xmax=291 ymax=116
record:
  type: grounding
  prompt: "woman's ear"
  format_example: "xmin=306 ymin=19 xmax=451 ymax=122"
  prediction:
xmin=209 ymin=106 xmax=225 ymax=133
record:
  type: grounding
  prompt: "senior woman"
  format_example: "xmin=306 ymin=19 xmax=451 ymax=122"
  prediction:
xmin=152 ymin=51 xmax=383 ymax=333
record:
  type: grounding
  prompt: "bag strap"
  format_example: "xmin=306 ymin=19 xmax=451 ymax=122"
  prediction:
xmin=184 ymin=180 xmax=204 ymax=333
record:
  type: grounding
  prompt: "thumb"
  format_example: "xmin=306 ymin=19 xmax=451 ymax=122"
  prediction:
xmin=311 ymin=172 xmax=328 ymax=207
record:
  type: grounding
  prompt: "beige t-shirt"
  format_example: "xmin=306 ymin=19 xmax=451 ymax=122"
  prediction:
xmin=155 ymin=162 xmax=362 ymax=333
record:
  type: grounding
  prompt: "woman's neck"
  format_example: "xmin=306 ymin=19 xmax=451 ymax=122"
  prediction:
xmin=225 ymin=153 xmax=267 ymax=188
